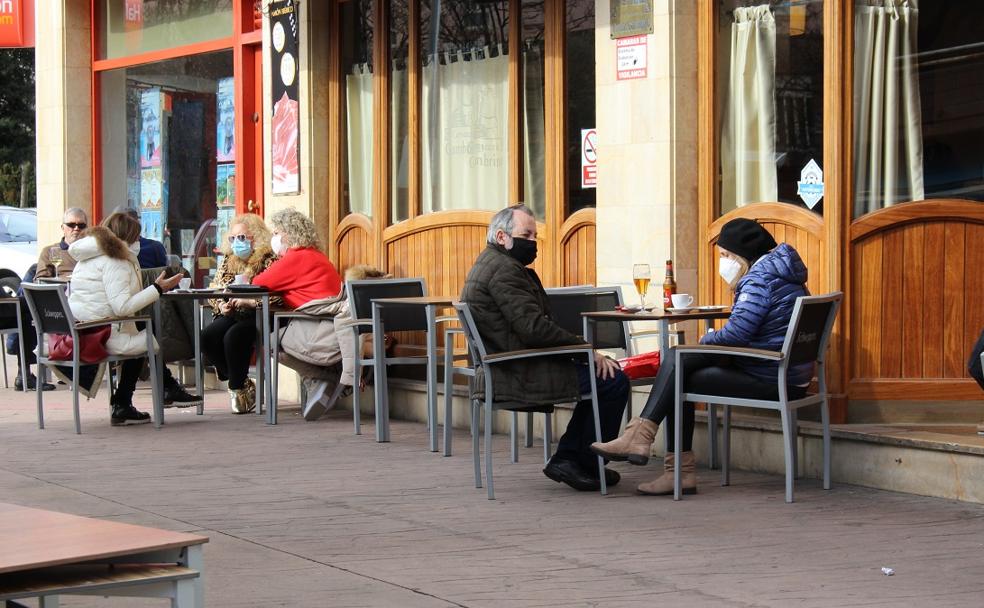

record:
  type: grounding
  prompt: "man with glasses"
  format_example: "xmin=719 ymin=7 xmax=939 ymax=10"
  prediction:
xmin=5 ymin=208 xmax=89 ymax=390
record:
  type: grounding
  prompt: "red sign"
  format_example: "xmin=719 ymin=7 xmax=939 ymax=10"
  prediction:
xmin=581 ymin=128 xmax=597 ymax=189
xmin=0 ymin=0 xmax=28 ymax=47
xmin=125 ymin=0 xmax=143 ymax=30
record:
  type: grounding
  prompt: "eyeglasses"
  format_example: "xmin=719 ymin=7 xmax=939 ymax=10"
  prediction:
xmin=227 ymin=234 xmax=251 ymax=243
xmin=63 ymin=222 xmax=87 ymax=230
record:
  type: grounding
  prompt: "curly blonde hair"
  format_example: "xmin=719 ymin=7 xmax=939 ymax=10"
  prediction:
xmin=269 ymin=208 xmax=321 ymax=250
xmin=219 ymin=213 xmax=273 ymax=256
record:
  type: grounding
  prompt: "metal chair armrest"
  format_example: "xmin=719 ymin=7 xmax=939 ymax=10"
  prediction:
xmin=274 ymin=310 xmax=331 ymax=320
xmin=673 ymin=344 xmax=783 ymax=361
xmin=76 ymin=315 xmax=151 ymax=330
xmin=435 ymin=315 xmax=458 ymax=324
xmin=483 ymin=343 xmax=593 ymax=364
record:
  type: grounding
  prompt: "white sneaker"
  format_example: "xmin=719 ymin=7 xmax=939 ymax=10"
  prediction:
xmin=302 ymin=378 xmax=334 ymax=421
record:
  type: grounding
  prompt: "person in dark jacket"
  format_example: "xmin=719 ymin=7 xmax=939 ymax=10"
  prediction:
xmin=121 ymin=207 xmax=168 ymax=269
xmin=591 ymin=218 xmax=810 ymax=496
xmin=461 ymin=204 xmax=629 ymax=492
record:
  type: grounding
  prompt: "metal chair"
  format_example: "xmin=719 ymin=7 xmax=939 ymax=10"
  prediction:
xmin=345 ymin=278 xmax=429 ymax=439
xmin=453 ymin=302 xmax=606 ymax=500
xmin=0 ymin=296 xmax=28 ymax=391
xmin=22 ymin=283 xmax=163 ymax=434
xmin=671 ymin=292 xmax=842 ymax=503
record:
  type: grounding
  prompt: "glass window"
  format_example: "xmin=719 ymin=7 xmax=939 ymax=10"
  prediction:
xmin=99 ymin=51 xmax=233 ymax=286
xmin=566 ymin=0 xmax=596 ymax=215
xmin=716 ymin=0 xmax=824 ymax=215
xmin=853 ymin=1 xmax=984 ymax=218
xmin=421 ymin=0 xmax=510 ymax=214
xmin=97 ymin=0 xmax=234 ymax=60
xmin=391 ymin=0 xmax=411 ymax=223
xmin=523 ymin=1 xmax=546 ymax=220
xmin=342 ymin=0 xmax=375 ymax=217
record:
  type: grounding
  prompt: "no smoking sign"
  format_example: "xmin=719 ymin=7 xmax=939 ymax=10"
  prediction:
xmin=581 ymin=128 xmax=597 ymax=189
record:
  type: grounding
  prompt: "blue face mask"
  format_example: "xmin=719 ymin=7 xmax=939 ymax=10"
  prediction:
xmin=231 ymin=239 xmax=253 ymax=259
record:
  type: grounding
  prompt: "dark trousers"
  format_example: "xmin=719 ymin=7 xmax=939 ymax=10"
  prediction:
xmin=201 ymin=313 xmax=256 ymax=390
xmin=0 ymin=296 xmax=38 ymax=367
xmin=554 ymin=364 xmax=630 ymax=471
xmin=640 ymin=351 xmax=806 ymax=452
xmin=111 ymin=358 xmax=144 ymax=407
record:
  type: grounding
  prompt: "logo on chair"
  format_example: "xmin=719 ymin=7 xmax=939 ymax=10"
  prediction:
xmin=44 ymin=310 xmax=65 ymax=320
xmin=796 ymin=331 xmax=817 ymax=344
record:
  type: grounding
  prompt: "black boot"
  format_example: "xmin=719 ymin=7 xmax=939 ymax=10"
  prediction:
xmin=14 ymin=370 xmax=55 ymax=392
xmin=110 ymin=397 xmax=151 ymax=426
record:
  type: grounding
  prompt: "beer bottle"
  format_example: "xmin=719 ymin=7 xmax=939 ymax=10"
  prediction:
xmin=662 ymin=259 xmax=676 ymax=308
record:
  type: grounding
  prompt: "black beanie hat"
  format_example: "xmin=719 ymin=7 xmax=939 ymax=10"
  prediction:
xmin=716 ymin=218 xmax=777 ymax=263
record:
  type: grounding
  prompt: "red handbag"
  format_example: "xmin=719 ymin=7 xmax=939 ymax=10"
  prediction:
xmin=48 ymin=325 xmax=112 ymax=364
xmin=617 ymin=350 xmax=661 ymax=380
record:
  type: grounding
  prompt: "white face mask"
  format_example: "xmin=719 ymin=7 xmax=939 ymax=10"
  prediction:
xmin=128 ymin=240 xmax=141 ymax=256
xmin=270 ymin=234 xmax=288 ymax=256
xmin=718 ymin=257 xmax=745 ymax=290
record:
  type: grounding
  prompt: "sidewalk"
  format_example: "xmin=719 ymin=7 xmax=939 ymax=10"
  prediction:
xmin=2 ymin=376 xmax=984 ymax=607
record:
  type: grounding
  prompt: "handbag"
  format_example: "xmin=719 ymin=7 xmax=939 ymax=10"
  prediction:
xmin=48 ymin=325 xmax=112 ymax=364
xmin=617 ymin=350 xmax=661 ymax=380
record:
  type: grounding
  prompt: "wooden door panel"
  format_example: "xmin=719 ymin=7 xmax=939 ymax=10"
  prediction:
xmin=335 ymin=214 xmax=373 ymax=276
xmin=559 ymin=208 xmax=597 ymax=287
xmin=848 ymin=200 xmax=984 ymax=399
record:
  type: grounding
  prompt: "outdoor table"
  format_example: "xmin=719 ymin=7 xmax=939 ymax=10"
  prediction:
xmin=0 ymin=296 xmax=28 ymax=391
xmin=0 ymin=502 xmax=207 ymax=607
xmin=582 ymin=307 xmax=732 ymax=467
xmin=153 ymin=288 xmax=275 ymax=423
xmin=369 ymin=295 xmax=456 ymax=449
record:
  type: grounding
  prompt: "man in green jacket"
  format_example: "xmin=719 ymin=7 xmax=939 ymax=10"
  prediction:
xmin=461 ymin=204 xmax=629 ymax=491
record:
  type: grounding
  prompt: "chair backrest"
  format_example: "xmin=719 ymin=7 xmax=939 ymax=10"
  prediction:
xmin=545 ymin=286 xmax=628 ymax=351
xmin=22 ymin=282 xmax=75 ymax=336
xmin=780 ymin=292 xmax=843 ymax=367
xmin=454 ymin=302 xmax=488 ymax=365
xmin=345 ymin=278 xmax=427 ymax=334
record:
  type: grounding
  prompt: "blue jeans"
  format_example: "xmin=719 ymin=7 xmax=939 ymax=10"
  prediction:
xmin=553 ymin=363 xmax=630 ymax=471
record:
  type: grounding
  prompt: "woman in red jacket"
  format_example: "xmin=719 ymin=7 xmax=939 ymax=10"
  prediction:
xmin=224 ymin=208 xmax=342 ymax=413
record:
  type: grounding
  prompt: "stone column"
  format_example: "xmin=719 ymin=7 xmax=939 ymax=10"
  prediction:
xmin=595 ymin=0 xmax=698 ymax=336
xmin=35 ymin=0 xmax=91 ymax=243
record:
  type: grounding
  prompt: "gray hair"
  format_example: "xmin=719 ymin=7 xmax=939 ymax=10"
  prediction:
xmin=269 ymin=207 xmax=321 ymax=250
xmin=63 ymin=207 xmax=88 ymax=222
xmin=486 ymin=204 xmax=533 ymax=244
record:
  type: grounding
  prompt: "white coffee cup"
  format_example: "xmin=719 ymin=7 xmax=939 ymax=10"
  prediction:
xmin=234 ymin=274 xmax=249 ymax=285
xmin=178 ymin=277 xmax=192 ymax=291
xmin=670 ymin=293 xmax=694 ymax=309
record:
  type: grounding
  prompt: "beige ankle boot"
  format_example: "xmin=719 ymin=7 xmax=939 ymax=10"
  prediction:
xmin=590 ymin=417 xmax=658 ymax=465
xmin=637 ymin=451 xmax=697 ymax=496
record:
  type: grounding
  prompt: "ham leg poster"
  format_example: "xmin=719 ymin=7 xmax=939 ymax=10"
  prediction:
xmin=269 ymin=0 xmax=300 ymax=195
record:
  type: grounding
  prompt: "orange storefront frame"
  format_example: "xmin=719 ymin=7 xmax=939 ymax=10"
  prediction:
xmin=88 ymin=0 xmax=263 ymax=223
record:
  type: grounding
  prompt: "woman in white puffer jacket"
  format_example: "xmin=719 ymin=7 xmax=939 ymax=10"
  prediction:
xmin=67 ymin=212 xmax=181 ymax=425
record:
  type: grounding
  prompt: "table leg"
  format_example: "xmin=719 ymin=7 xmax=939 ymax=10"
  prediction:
xmin=153 ymin=300 xmax=164 ymax=424
xmin=702 ymin=318 xmax=717 ymax=469
xmin=270 ymin=313 xmax=280 ymax=425
xmin=15 ymin=300 xmax=28 ymax=406
xmin=193 ymin=302 xmax=203 ymax=415
xmin=261 ymin=295 xmax=272 ymax=418
xmin=660 ymin=318 xmax=671 ymax=453
xmin=372 ymin=304 xmax=389 ymax=442
xmin=183 ymin=544 xmax=205 ymax=608
xmin=427 ymin=305 xmax=438 ymax=452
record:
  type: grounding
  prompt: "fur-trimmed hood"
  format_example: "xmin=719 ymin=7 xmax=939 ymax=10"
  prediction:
xmin=69 ymin=227 xmax=134 ymax=263
xmin=344 ymin=264 xmax=388 ymax=282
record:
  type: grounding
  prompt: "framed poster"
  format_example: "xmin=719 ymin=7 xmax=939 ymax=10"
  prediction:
xmin=269 ymin=0 xmax=300 ymax=194
xmin=216 ymin=77 xmax=236 ymax=163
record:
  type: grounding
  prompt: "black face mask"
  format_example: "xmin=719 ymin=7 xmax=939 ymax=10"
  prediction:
xmin=507 ymin=237 xmax=538 ymax=266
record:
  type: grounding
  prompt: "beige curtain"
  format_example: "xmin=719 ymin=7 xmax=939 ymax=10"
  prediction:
xmin=721 ymin=5 xmax=777 ymax=212
xmin=421 ymin=49 xmax=510 ymax=214
xmin=345 ymin=65 xmax=374 ymax=217
xmin=853 ymin=0 xmax=923 ymax=217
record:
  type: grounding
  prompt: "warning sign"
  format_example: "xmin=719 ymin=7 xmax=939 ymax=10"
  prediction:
xmin=616 ymin=35 xmax=647 ymax=81
xmin=581 ymin=128 xmax=597 ymax=189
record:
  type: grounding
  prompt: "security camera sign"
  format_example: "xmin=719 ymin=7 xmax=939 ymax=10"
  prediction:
xmin=797 ymin=159 xmax=824 ymax=209
xmin=616 ymin=36 xmax=647 ymax=80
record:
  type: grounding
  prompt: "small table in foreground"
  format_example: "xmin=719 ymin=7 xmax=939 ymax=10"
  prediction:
xmin=0 ymin=502 xmax=208 ymax=607
xmin=369 ymin=296 xmax=456 ymax=450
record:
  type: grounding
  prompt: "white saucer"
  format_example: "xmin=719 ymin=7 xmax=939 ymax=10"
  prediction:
xmin=696 ymin=305 xmax=727 ymax=311
xmin=666 ymin=307 xmax=695 ymax=313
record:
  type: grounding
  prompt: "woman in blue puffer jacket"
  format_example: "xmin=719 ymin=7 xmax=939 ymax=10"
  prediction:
xmin=591 ymin=218 xmax=810 ymax=496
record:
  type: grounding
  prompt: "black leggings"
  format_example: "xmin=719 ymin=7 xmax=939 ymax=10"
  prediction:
xmin=640 ymin=351 xmax=806 ymax=452
xmin=201 ymin=313 xmax=256 ymax=390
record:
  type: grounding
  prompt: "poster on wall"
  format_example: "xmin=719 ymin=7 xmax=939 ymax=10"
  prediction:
xmin=216 ymin=207 xmax=235 ymax=251
xmin=216 ymin=163 xmax=236 ymax=208
xmin=269 ymin=0 xmax=300 ymax=195
xmin=140 ymin=209 xmax=164 ymax=242
xmin=216 ymin=77 xmax=235 ymax=163
xmin=140 ymin=88 xmax=162 ymax=168
xmin=140 ymin=167 xmax=163 ymax=209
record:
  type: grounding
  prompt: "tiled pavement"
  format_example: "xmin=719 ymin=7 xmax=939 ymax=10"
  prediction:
xmin=2 ymin=373 xmax=984 ymax=607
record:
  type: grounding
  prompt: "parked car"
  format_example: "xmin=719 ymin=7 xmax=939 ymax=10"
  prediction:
xmin=0 ymin=207 xmax=38 ymax=296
